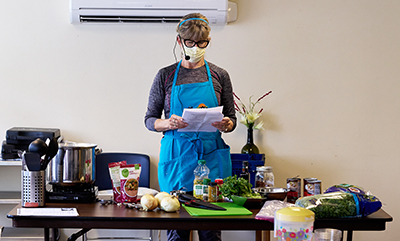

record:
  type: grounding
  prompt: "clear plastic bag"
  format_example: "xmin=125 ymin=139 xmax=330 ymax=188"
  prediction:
xmin=295 ymin=184 xmax=382 ymax=218
xmin=255 ymin=200 xmax=295 ymax=221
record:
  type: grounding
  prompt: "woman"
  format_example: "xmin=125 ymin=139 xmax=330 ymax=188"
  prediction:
xmin=144 ymin=13 xmax=236 ymax=241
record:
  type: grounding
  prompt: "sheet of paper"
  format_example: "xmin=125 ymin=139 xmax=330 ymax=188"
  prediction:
xmin=178 ymin=106 xmax=224 ymax=132
xmin=17 ymin=208 xmax=79 ymax=216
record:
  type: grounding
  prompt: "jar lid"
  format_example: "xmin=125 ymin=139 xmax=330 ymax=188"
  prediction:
xmin=214 ymin=178 xmax=223 ymax=184
xmin=275 ymin=207 xmax=315 ymax=222
xmin=203 ymin=178 xmax=211 ymax=185
xmin=256 ymin=166 xmax=273 ymax=171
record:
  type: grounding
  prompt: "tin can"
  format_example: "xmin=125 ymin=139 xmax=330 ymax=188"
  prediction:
xmin=286 ymin=177 xmax=301 ymax=203
xmin=304 ymin=180 xmax=321 ymax=196
xmin=303 ymin=178 xmax=317 ymax=196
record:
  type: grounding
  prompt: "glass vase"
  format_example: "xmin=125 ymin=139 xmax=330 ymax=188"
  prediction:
xmin=241 ymin=125 xmax=259 ymax=154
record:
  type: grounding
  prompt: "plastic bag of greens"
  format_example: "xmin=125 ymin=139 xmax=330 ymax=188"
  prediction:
xmin=295 ymin=184 xmax=381 ymax=218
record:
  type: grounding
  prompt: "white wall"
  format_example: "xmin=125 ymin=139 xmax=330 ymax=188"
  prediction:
xmin=0 ymin=0 xmax=398 ymax=240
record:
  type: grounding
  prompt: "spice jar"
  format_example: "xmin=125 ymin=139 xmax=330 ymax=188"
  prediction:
xmin=202 ymin=178 xmax=211 ymax=202
xmin=255 ymin=166 xmax=274 ymax=188
xmin=215 ymin=178 xmax=224 ymax=202
xmin=208 ymin=182 xmax=218 ymax=202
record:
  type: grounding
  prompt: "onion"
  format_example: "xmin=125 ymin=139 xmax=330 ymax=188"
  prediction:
xmin=160 ymin=195 xmax=180 ymax=212
xmin=155 ymin=192 xmax=171 ymax=209
xmin=140 ymin=194 xmax=158 ymax=211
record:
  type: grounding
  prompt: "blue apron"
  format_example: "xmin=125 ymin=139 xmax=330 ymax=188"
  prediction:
xmin=158 ymin=60 xmax=232 ymax=192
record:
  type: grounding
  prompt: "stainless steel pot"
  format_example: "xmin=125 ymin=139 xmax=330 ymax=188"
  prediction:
xmin=47 ymin=142 xmax=97 ymax=185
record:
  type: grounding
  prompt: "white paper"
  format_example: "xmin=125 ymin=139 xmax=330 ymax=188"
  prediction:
xmin=178 ymin=106 xmax=224 ymax=132
xmin=17 ymin=208 xmax=79 ymax=216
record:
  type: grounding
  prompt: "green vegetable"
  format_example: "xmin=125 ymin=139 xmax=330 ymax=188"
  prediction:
xmin=296 ymin=192 xmax=357 ymax=218
xmin=218 ymin=175 xmax=261 ymax=200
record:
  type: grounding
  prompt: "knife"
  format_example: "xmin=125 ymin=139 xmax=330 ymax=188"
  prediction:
xmin=178 ymin=193 xmax=226 ymax=211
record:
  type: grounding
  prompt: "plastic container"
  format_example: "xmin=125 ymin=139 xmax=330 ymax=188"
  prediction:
xmin=255 ymin=166 xmax=274 ymax=188
xmin=314 ymin=228 xmax=342 ymax=241
xmin=274 ymin=207 xmax=315 ymax=241
xmin=193 ymin=160 xmax=210 ymax=199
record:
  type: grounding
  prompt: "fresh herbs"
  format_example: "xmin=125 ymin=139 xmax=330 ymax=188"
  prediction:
xmin=296 ymin=192 xmax=357 ymax=218
xmin=218 ymin=175 xmax=261 ymax=200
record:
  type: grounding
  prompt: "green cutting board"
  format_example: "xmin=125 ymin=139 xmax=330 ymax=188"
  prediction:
xmin=183 ymin=202 xmax=253 ymax=217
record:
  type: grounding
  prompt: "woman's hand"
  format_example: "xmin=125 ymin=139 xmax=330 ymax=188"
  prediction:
xmin=212 ymin=117 xmax=233 ymax=133
xmin=169 ymin=114 xmax=188 ymax=130
xmin=154 ymin=114 xmax=188 ymax=132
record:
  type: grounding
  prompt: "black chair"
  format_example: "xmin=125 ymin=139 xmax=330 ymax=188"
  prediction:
xmin=85 ymin=152 xmax=152 ymax=241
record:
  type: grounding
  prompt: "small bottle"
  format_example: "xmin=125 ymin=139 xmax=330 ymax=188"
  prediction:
xmin=208 ymin=182 xmax=218 ymax=202
xmin=193 ymin=160 xmax=210 ymax=199
xmin=240 ymin=161 xmax=250 ymax=181
xmin=202 ymin=178 xmax=211 ymax=201
xmin=256 ymin=166 xmax=274 ymax=188
xmin=214 ymin=178 xmax=224 ymax=202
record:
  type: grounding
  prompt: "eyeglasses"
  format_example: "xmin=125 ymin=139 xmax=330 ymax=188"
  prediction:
xmin=182 ymin=38 xmax=210 ymax=49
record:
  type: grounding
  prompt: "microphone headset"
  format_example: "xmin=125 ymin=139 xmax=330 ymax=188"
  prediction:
xmin=179 ymin=36 xmax=191 ymax=61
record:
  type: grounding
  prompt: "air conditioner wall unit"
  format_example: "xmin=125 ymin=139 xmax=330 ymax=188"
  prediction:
xmin=70 ymin=0 xmax=237 ymax=25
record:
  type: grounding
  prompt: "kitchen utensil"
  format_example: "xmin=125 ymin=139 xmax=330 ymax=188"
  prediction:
xmin=23 ymin=152 xmax=42 ymax=171
xmin=28 ymin=138 xmax=48 ymax=157
xmin=253 ymin=187 xmax=289 ymax=201
xmin=41 ymin=137 xmax=58 ymax=170
xmin=47 ymin=142 xmax=97 ymax=184
xmin=178 ymin=193 xmax=226 ymax=211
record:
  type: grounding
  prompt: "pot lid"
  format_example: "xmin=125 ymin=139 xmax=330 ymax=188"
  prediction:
xmin=59 ymin=142 xmax=97 ymax=149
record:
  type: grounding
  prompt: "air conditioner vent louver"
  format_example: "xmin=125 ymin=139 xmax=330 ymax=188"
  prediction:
xmin=80 ymin=15 xmax=182 ymax=23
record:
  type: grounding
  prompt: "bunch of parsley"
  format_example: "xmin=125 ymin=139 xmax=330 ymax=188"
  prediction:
xmin=296 ymin=192 xmax=357 ymax=218
xmin=218 ymin=175 xmax=261 ymax=200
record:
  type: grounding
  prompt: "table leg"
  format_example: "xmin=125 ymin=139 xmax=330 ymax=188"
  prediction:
xmin=256 ymin=230 xmax=261 ymax=241
xmin=263 ymin=231 xmax=270 ymax=241
xmin=44 ymin=228 xmax=50 ymax=241
xmin=255 ymin=230 xmax=270 ymax=241
xmin=347 ymin=230 xmax=353 ymax=241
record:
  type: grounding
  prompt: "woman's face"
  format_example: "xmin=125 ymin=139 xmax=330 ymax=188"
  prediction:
xmin=178 ymin=36 xmax=211 ymax=63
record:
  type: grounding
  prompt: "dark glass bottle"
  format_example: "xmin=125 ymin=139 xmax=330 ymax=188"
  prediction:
xmin=241 ymin=125 xmax=260 ymax=154
xmin=240 ymin=161 xmax=250 ymax=181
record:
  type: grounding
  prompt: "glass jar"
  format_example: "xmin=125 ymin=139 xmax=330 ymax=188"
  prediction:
xmin=255 ymin=166 xmax=274 ymax=188
xmin=208 ymin=182 xmax=218 ymax=202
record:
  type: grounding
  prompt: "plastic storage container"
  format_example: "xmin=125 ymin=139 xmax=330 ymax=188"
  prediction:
xmin=274 ymin=207 xmax=315 ymax=241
